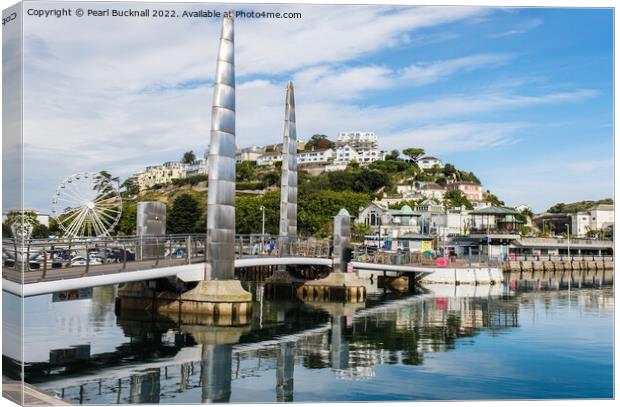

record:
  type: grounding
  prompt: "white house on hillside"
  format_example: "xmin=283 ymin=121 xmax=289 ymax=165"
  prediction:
xmin=418 ymin=156 xmax=444 ymax=170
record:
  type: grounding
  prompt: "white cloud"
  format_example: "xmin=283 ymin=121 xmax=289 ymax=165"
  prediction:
xmin=16 ymin=4 xmax=606 ymax=211
xmin=382 ymin=122 xmax=525 ymax=153
xmin=400 ymin=53 xmax=515 ymax=85
xmin=489 ymin=18 xmax=543 ymax=38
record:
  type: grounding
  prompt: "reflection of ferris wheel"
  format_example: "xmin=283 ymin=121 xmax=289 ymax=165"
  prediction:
xmin=51 ymin=172 xmax=122 ymax=238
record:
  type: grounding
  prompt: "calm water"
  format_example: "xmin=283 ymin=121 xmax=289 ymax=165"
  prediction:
xmin=2 ymin=279 xmax=614 ymax=403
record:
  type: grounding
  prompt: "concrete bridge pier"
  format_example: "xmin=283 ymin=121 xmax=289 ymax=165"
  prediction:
xmin=298 ymin=209 xmax=367 ymax=303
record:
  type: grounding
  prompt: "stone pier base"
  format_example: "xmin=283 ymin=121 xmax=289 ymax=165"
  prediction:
xmin=116 ymin=280 xmax=252 ymax=326
xmin=264 ymin=268 xmax=308 ymax=300
xmin=297 ymin=273 xmax=367 ymax=303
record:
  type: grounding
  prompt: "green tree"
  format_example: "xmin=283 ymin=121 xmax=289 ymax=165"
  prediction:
xmin=237 ymin=161 xmax=256 ymax=181
xmin=305 ymin=134 xmax=334 ymax=150
xmin=181 ymin=150 xmax=196 ymax=164
xmin=31 ymin=224 xmax=50 ymax=239
xmin=116 ymin=202 xmax=137 ymax=235
xmin=348 ymin=160 xmax=360 ymax=169
xmin=483 ymin=190 xmax=504 ymax=206
xmin=261 ymin=171 xmax=280 ymax=187
xmin=444 ymin=189 xmax=473 ymax=210
xmin=121 ymin=177 xmax=140 ymax=197
xmin=167 ymin=194 xmax=201 ymax=234
xmin=2 ymin=222 xmax=12 ymax=238
xmin=402 ymin=148 xmax=425 ymax=163
xmin=385 ymin=149 xmax=400 ymax=160
xmin=299 ymin=190 xmax=371 ymax=236
xmin=352 ymin=222 xmax=370 ymax=243
xmin=443 ymin=163 xmax=456 ymax=178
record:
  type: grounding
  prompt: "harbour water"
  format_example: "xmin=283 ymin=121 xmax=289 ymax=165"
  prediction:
xmin=2 ymin=277 xmax=614 ymax=403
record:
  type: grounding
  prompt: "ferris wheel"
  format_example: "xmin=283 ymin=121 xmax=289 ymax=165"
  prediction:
xmin=51 ymin=172 xmax=122 ymax=238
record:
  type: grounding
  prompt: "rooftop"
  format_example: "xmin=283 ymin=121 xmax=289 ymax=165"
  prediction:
xmin=471 ymin=206 xmax=519 ymax=215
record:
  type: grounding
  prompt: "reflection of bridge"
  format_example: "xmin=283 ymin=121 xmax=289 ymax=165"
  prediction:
xmin=2 ymin=234 xmax=444 ymax=297
xmin=29 ymin=286 xmax=520 ymax=403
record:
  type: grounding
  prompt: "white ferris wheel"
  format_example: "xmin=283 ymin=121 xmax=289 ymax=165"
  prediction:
xmin=51 ymin=172 xmax=122 ymax=238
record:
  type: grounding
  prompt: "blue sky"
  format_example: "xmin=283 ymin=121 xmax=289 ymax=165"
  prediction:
xmin=10 ymin=3 xmax=613 ymax=212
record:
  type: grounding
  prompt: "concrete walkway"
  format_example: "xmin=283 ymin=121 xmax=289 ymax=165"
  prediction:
xmin=3 ymin=380 xmax=70 ymax=405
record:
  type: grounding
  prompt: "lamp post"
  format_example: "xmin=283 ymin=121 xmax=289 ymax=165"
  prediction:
xmin=565 ymin=223 xmax=571 ymax=260
xmin=260 ymin=206 xmax=265 ymax=253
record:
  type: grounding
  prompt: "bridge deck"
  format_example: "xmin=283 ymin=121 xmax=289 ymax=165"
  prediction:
xmin=2 ymin=257 xmax=204 ymax=285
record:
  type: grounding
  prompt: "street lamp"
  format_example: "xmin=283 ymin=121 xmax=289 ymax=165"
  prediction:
xmin=260 ymin=205 xmax=266 ymax=253
xmin=565 ymin=223 xmax=571 ymax=260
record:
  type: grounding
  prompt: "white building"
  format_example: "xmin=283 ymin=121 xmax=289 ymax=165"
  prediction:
xmin=334 ymin=131 xmax=383 ymax=165
xmin=182 ymin=158 xmax=208 ymax=177
xmin=415 ymin=200 xmax=472 ymax=239
xmin=421 ymin=183 xmax=447 ymax=200
xmin=571 ymin=204 xmax=614 ymax=238
xmin=135 ymin=161 xmax=185 ymax=190
xmin=256 ymin=152 xmax=283 ymax=166
xmin=418 ymin=156 xmax=444 ymax=170
xmin=297 ymin=148 xmax=334 ymax=165
xmin=236 ymin=145 xmax=265 ymax=162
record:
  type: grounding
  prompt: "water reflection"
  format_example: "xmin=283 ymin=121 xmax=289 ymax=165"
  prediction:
xmin=3 ymin=273 xmax=614 ymax=402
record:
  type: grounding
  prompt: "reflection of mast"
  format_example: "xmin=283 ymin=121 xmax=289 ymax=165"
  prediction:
xmin=276 ymin=342 xmax=295 ymax=402
xmin=200 ymin=344 xmax=233 ymax=403
xmin=330 ymin=316 xmax=349 ymax=370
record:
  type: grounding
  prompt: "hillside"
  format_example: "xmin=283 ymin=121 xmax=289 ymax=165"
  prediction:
xmin=117 ymin=157 xmax=485 ymax=238
xmin=547 ymin=198 xmax=613 ymax=214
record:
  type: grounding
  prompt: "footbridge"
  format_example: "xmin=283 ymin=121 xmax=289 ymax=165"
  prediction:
xmin=2 ymin=234 xmax=442 ymax=297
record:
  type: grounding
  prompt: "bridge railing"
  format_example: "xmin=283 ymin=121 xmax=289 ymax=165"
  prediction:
xmin=351 ymin=245 xmax=504 ymax=268
xmin=1 ymin=234 xmax=331 ymax=277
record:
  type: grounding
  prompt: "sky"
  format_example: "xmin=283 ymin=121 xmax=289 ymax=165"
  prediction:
xmin=7 ymin=2 xmax=614 ymax=213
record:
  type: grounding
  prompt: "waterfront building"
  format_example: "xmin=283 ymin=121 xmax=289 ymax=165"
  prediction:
xmin=418 ymin=156 xmax=444 ymax=170
xmin=415 ymin=200 xmax=471 ymax=239
xmin=357 ymin=202 xmax=426 ymax=250
xmin=447 ymin=181 xmax=483 ymax=202
xmin=571 ymin=204 xmax=614 ymax=237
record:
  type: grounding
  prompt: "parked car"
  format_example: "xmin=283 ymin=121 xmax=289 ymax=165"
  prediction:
xmin=70 ymin=256 xmax=103 ymax=267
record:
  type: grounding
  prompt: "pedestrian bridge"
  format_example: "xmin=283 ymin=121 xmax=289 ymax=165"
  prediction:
xmin=2 ymin=234 xmax=444 ymax=297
